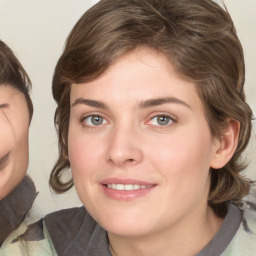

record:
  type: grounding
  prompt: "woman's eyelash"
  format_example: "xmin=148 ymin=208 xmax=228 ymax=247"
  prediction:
xmin=147 ymin=114 xmax=177 ymax=126
xmin=80 ymin=115 xmax=107 ymax=126
xmin=79 ymin=113 xmax=176 ymax=127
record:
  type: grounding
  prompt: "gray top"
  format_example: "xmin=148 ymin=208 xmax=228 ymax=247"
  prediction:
xmin=0 ymin=176 xmax=37 ymax=246
xmin=197 ymin=203 xmax=241 ymax=256
xmin=45 ymin=203 xmax=242 ymax=256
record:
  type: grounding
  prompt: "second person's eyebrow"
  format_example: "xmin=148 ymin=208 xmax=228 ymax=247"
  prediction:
xmin=0 ymin=103 xmax=8 ymax=109
xmin=0 ymin=152 xmax=10 ymax=170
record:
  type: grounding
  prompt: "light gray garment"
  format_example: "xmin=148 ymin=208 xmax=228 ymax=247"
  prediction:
xmin=0 ymin=176 xmax=37 ymax=246
xmin=45 ymin=203 xmax=242 ymax=256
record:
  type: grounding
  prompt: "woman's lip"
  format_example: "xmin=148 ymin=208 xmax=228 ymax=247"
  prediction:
xmin=101 ymin=184 xmax=156 ymax=201
xmin=100 ymin=178 xmax=157 ymax=201
xmin=100 ymin=178 xmax=155 ymax=186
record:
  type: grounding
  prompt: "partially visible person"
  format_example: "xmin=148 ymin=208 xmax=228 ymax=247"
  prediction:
xmin=45 ymin=0 xmax=256 ymax=255
xmin=0 ymin=40 xmax=56 ymax=256
xmin=0 ymin=40 xmax=33 ymax=201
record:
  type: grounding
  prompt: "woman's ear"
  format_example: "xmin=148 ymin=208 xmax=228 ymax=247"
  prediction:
xmin=210 ymin=119 xmax=240 ymax=169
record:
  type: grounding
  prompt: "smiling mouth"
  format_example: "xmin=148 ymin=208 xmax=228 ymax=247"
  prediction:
xmin=102 ymin=181 xmax=156 ymax=200
xmin=105 ymin=184 xmax=154 ymax=191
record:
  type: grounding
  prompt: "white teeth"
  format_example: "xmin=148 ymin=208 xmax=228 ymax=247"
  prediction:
xmin=106 ymin=184 xmax=151 ymax=190
xmin=133 ymin=184 xmax=140 ymax=190
xmin=115 ymin=184 xmax=124 ymax=190
xmin=124 ymin=184 xmax=133 ymax=190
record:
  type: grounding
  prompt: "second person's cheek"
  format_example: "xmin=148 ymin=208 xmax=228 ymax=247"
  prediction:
xmin=0 ymin=110 xmax=15 ymax=157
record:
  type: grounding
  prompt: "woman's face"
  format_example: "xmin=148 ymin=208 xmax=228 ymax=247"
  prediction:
xmin=0 ymin=85 xmax=30 ymax=200
xmin=68 ymin=48 xmax=221 ymax=237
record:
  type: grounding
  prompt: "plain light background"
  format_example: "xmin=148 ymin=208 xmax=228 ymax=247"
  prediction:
xmin=0 ymin=0 xmax=255 ymax=218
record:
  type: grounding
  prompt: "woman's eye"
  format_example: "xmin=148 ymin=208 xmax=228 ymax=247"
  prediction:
xmin=82 ymin=115 xmax=107 ymax=126
xmin=148 ymin=115 xmax=173 ymax=126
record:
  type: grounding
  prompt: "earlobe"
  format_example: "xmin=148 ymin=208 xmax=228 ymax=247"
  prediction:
xmin=210 ymin=119 xmax=240 ymax=169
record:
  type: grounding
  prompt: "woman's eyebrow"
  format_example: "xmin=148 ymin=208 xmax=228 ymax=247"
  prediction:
xmin=71 ymin=97 xmax=191 ymax=109
xmin=139 ymin=97 xmax=191 ymax=109
xmin=71 ymin=98 xmax=108 ymax=109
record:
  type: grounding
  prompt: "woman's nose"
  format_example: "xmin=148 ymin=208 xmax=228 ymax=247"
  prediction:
xmin=105 ymin=125 xmax=143 ymax=167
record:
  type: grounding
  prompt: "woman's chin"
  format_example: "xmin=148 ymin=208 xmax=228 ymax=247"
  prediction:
xmin=99 ymin=216 xmax=153 ymax=238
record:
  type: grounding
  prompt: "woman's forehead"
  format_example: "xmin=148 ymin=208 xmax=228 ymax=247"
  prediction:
xmin=0 ymin=84 xmax=24 ymax=97
xmin=0 ymin=85 xmax=29 ymax=116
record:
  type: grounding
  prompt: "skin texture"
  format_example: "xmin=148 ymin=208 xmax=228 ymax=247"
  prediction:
xmin=0 ymin=85 xmax=30 ymax=200
xmin=68 ymin=48 xmax=238 ymax=256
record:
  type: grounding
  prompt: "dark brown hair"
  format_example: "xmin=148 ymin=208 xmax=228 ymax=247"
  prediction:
xmin=0 ymin=40 xmax=33 ymax=121
xmin=50 ymin=0 xmax=254 ymax=211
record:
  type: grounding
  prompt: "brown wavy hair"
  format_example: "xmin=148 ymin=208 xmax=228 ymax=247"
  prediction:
xmin=50 ymin=0 xmax=254 ymax=212
xmin=0 ymin=40 xmax=33 ymax=121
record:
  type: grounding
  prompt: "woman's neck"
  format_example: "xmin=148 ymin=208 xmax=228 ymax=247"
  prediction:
xmin=108 ymin=205 xmax=223 ymax=256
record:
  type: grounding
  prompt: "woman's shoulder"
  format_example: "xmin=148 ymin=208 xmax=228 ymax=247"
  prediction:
xmin=44 ymin=206 xmax=110 ymax=256
xmin=44 ymin=206 xmax=90 ymax=248
xmin=0 ymin=207 xmax=92 ymax=256
xmin=222 ymin=199 xmax=256 ymax=256
xmin=0 ymin=219 xmax=57 ymax=256
xmin=45 ymin=205 xmax=87 ymax=228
